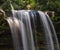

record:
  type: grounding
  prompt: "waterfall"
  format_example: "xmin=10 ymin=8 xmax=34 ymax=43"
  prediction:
xmin=6 ymin=10 xmax=59 ymax=50
xmin=45 ymin=14 xmax=59 ymax=50
xmin=38 ymin=11 xmax=55 ymax=50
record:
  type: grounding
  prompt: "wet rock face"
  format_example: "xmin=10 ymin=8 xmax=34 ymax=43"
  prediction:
xmin=0 ymin=29 xmax=14 ymax=50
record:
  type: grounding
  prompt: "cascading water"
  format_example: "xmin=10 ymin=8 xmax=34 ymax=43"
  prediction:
xmin=6 ymin=10 xmax=59 ymax=50
xmin=45 ymin=14 xmax=59 ymax=50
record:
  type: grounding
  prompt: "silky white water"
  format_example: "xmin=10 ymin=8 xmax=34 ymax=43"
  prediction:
xmin=45 ymin=14 xmax=59 ymax=50
xmin=6 ymin=10 xmax=59 ymax=50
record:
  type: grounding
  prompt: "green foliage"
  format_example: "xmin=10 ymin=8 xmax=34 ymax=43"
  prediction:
xmin=0 ymin=0 xmax=60 ymax=31
xmin=0 ymin=14 xmax=9 ymax=31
